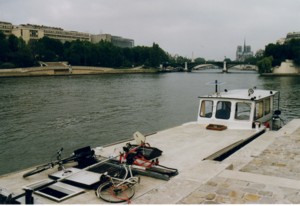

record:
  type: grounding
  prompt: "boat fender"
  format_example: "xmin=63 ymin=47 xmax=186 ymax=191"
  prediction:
xmin=264 ymin=121 xmax=270 ymax=128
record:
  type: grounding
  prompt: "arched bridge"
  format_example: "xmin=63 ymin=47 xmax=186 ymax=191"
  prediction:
xmin=167 ymin=61 xmax=258 ymax=72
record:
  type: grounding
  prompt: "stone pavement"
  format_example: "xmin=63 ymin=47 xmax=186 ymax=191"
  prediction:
xmin=178 ymin=120 xmax=300 ymax=204
xmin=179 ymin=174 xmax=300 ymax=204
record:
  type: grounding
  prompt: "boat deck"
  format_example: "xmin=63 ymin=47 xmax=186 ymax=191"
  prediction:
xmin=1 ymin=120 xmax=300 ymax=204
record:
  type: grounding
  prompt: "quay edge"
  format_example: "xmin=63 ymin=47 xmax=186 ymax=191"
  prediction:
xmin=0 ymin=66 xmax=158 ymax=77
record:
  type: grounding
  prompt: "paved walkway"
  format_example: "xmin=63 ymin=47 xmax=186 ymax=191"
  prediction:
xmin=179 ymin=119 xmax=300 ymax=204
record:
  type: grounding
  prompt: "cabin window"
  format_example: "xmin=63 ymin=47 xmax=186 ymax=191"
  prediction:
xmin=235 ymin=102 xmax=251 ymax=120
xmin=200 ymin=100 xmax=213 ymax=118
xmin=255 ymin=101 xmax=264 ymax=119
xmin=216 ymin=101 xmax=231 ymax=120
xmin=255 ymin=98 xmax=271 ymax=120
xmin=264 ymin=98 xmax=271 ymax=115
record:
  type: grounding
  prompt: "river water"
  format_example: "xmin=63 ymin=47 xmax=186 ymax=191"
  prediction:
xmin=1 ymin=71 xmax=300 ymax=175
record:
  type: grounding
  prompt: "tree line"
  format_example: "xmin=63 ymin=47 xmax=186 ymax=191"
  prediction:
xmin=249 ymin=39 xmax=300 ymax=74
xmin=0 ymin=32 xmax=175 ymax=69
xmin=4 ymin=30 xmax=299 ymax=74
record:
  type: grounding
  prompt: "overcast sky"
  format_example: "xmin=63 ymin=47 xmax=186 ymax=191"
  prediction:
xmin=0 ymin=0 xmax=299 ymax=60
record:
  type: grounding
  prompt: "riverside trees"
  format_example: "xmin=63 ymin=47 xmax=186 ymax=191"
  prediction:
xmin=0 ymin=32 xmax=169 ymax=69
xmin=0 ymin=32 xmax=34 ymax=68
xmin=256 ymin=39 xmax=300 ymax=74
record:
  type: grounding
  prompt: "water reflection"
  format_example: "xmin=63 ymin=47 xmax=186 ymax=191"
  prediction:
xmin=259 ymin=76 xmax=300 ymax=122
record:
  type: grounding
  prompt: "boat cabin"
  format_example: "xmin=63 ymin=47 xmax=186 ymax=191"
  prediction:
xmin=197 ymin=88 xmax=280 ymax=130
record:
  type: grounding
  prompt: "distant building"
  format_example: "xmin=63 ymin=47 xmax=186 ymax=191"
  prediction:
xmin=91 ymin=34 xmax=134 ymax=48
xmin=286 ymin=32 xmax=300 ymax=41
xmin=0 ymin=21 xmax=134 ymax=48
xmin=277 ymin=32 xmax=300 ymax=45
xmin=236 ymin=40 xmax=253 ymax=62
xmin=0 ymin=21 xmax=13 ymax=36
xmin=11 ymin=24 xmax=90 ymax=43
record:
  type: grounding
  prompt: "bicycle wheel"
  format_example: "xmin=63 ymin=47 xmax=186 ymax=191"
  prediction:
xmin=22 ymin=164 xmax=51 ymax=178
xmin=96 ymin=182 xmax=135 ymax=203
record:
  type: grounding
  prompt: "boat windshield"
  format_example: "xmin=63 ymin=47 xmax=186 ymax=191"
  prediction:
xmin=200 ymin=100 xmax=213 ymax=118
xmin=199 ymin=100 xmax=252 ymax=121
xmin=235 ymin=102 xmax=251 ymax=120
xmin=216 ymin=101 xmax=231 ymax=120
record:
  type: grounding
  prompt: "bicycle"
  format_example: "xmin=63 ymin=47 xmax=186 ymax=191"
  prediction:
xmin=22 ymin=146 xmax=95 ymax=178
xmin=96 ymin=163 xmax=140 ymax=203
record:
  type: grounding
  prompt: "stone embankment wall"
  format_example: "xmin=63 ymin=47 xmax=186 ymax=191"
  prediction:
xmin=0 ymin=66 xmax=157 ymax=77
xmin=272 ymin=60 xmax=300 ymax=74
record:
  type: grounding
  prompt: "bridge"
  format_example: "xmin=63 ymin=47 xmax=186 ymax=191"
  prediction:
xmin=165 ymin=61 xmax=258 ymax=72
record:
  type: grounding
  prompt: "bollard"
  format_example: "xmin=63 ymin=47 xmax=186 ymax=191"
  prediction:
xmin=25 ymin=189 xmax=34 ymax=204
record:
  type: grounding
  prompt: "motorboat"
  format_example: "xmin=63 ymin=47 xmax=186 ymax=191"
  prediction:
xmin=197 ymin=81 xmax=281 ymax=130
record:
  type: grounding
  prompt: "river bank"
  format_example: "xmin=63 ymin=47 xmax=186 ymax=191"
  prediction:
xmin=261 ymin=60 xmax=300 ymax=76
xmin=261 ymin=73 xmax=300 ymax=76
xmin=0 ymin=65 xmax=158 ymax=77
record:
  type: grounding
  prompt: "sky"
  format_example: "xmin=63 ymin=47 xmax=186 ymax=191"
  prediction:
xmin=0 ymin=0 xmax=299 ymax=61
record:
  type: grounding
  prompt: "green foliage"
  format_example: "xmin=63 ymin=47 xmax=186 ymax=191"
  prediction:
xmin=257 ymin=56 xmax=273 ymax=74
xmin=0 ymin=31 xmax=171 ymax=69
xmin=0 ymin=32 xmax=35 ymax=68
xmin=244 ymin=56 xmax=259 ymax=65
xmin=194 ymin=57 xmax=205 ymax=64
xmin=28 ymin=37 xmax=64 ymax=61
xmin=0 ymin=32 xmax=9 ymax=62
xmin=261 ymin=39 xmax=300 ymax=71
xmin=288 ymin=39 xmax=300 ymax=66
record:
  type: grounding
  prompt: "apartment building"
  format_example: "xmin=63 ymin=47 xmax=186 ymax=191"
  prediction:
xmin=0 ymin=21 xmax=13 ymax=36
xmin=0 ymin=21 xmax=134 ymax=48
xmin=11 ymin=24 xmax=90 ymax=43
xmin=277 ymin=32 xmax=300 ymax=45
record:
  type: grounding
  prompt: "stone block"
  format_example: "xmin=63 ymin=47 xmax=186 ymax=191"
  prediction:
xmin=243 ymin=193 xmax=261 ymax=202
xmin=216 ymin=188 xmax=231 ymax=196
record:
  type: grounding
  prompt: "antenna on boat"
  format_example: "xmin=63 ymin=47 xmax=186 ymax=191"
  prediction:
xmin=206 ymin=80 xmax=225 ymax=95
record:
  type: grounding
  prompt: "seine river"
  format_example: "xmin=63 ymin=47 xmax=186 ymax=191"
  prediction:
xmin=1 ymin=71 xmax=300 ymax=175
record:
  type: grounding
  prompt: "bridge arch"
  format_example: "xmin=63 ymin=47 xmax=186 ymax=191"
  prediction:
xmin=185 ymin=61 xmax=257 ymax=72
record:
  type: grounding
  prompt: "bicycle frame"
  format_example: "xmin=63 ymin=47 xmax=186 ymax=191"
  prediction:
xmin=109 ymin=164 xmax=139 ymax=187
xmin=96 ymin=163 xmax=140 ymax=203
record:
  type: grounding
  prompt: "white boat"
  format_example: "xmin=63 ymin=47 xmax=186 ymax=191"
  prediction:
xmin=0 ymin=82 xmax=285 ymax=204
xmin=197 ymin=84 xmax=281 ymax=130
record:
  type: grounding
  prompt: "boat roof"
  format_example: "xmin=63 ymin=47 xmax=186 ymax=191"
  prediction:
xmin=199 ymin=89 xmax=278 ymax=101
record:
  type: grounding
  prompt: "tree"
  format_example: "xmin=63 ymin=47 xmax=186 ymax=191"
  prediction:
xmin=147 ymin=43 xmax=169 ymax=67
xmin=288 ymin=39 xmax=300 ymax=66
xmin=0 ymin=32 xmax=9 ymax=64
xmin=258 ymin=39 xmax=300 ymax=69
xmin=29 ymin=37 xmax=64 ymax=62
xmin=194 ymin=57 xmax=205 ymax=64
xmin=264 ymin=43 xmax=287 ymax=66
xmin=257 ymin=56 xmax=273 ymax=74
